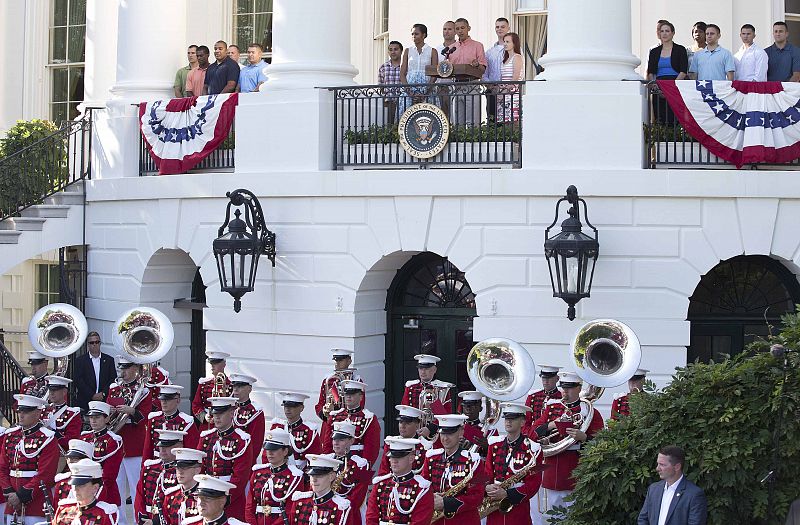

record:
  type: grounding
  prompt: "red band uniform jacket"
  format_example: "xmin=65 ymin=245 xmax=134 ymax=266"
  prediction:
xmin=267 ymin=418 xmax=321 ymax=469
xmin=53 ymin=498 xmax=119 ymax=525
xmin=377 ymin=439 xmax=431 ymax=477
xmin=246 ymin=462 xmax=305 ymax=525
xmin=234 ymin=401 xmax=266 ymax=456
xmin=287 ymin=490 xmax=351 ymax=525
xmin=134 ymin=458 xmax=178 ymax=522
xmin=158 ymin=482 xmax=200 ymax=525
xmin=106 ymin=380 xmax=153 ymax=459
xmin=327 ymin=452 xmax=372 ymax=525
xmin=41 ymin=403 xmax=82 ymax=451
xmin=191 ymin=376 xmax=232 ymax=432
xmin=141 ymin=410 xmax=199 ymax=461
xmin=314 ymin=372 xmax=365 ymax=420
xmin=421 ymin=447 xmax=486 ymax=525
xmin=321 ymin=409 xmax=380 ymax=467
xmin=484 ymin=435 xmax=543 ymax=525
xmin=401 ymin=380 xmax=453 ymax=417
xmin=0 ymin=423 xmax=60 ymax=517
xmin=198 ymin=426 xmax=252 ymax=521
xmin=80 ymin=428 xmax=123 ymax=505
xmin=365 ymin=471 xmax=434 ymax=525
xmin=522 ymin=389 xmax=561 ymax=435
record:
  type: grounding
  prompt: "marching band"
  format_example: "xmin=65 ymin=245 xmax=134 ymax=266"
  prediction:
xmin=0 ymin=305 xmax=647 ymax=525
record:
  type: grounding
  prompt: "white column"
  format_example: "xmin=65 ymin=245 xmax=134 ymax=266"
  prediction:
xmin=264 ymin=0 xmax=357 ymax=90
xmin=83 ymin=0 xmax=119 ymax=107
xmin=109 ymin=0 xmax=187 ymax=102
xmin=538 ymin=0 xmax=641 ymax=81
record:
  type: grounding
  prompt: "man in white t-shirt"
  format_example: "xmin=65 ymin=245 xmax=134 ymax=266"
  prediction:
xmin=734 ymin=24 xmax=768 ymax=81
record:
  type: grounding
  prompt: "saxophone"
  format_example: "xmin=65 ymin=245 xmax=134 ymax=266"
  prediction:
xmin=478 ymin=446 xmax=540 ymax=518
xmin=430 ymin=456 xmax=479 ymax=523
xmin=331 ymin=459 xmax=349 ymax=494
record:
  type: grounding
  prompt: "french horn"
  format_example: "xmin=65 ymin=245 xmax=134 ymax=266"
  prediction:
xmin=541 ymin=319 xmax=641 ymax=457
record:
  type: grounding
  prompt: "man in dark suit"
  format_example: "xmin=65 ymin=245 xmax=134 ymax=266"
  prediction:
xmin=73 ymin=331 xmax=117 ymax=412
xmin=638 ymin=445 xmax=707 ymax=525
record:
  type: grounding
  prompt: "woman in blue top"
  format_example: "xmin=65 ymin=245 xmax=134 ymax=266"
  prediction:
xmin=647 ymin=21 xmax=688 ymax=125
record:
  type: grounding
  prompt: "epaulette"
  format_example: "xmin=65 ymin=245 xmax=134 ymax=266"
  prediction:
xmin=148 ymin=411 xmax=164 ymax=420
xmin=291 ymin=490 xmax=313 ymax=501
xmin=21 ymin=375 xmax=36 ymax=384
xmin=234 ymin=428 xmax=251 ymax=441
xmin=425 ymin=448 xmax=444 ymax=458
xmin=178 ymin=412 xmax=194 ymax=424
xmin=252 ymin=463 xmax=270 ymax=471
xmin=304 ymin=421 xmax=319 ymax=432
xmin=55 ymin=472 xmax=71 ymax=482
xmin=109 ymin=382 xmax=119 ymax=389
xmin=487 ymin=435 xmax=505 ymax=445
xmin=200 ymin=428 xmax=216 ymax=437
xmin=39 ymin=426 xmax=55 ymax=437
xmin=80 ymin=430 xmax=92 ymax=437
xmin=467 ymin=450 xmax=481 ymax=461
xmin=108 ymin=430 xmax=123 ymax=442
xmin=413 ymin=475 xmax=431 ymax=488
xmin=372 ymin=473 xmax=393 ymax=484
xmin=64 ymin=406 xmax=80 ymax=415
xmin=96 ymin=501 xmax=119 ymax=515
xmin=614 ymin=392 xmax=628 ymax=400
xmin=332 ymin=494 xmax=350 ymax=510
xmin=182 ymin=516 xmax=204 ymax=525
xmin=431 ymin=380 xmax=454 ymax=388
xmin=328 ymin=408 xmax=345 ymax=416
xmin=526 ymin=440 xmax=542 ymax=453
xmin=362 ymin=408 xmax=375 ymax=419
xmin=545 ymin=398 xmax=562 ymax=406
xmin=405 ymin=379 xmax=420 ymax=387
xmin=228 ymin=520 xmax=248 ymax=525
xmin=58 ymin=497 xmax=77 ymax=506
xmin=288 ymin=464 xmax=304 ymax=476
xmin=270 ymin=417 xmax=287 ymax=426
xmin=198 ymin=377 xmax=213 ymax=384
xmin=164 ymin=484 xmax=182 ymax=496
xmin=6 ymin=426 xmax=21 ymax=434
xmin=144 ymin=458 xmax=162 ymax=467
xmin=350 ymin=454 xmax=369 ymax=468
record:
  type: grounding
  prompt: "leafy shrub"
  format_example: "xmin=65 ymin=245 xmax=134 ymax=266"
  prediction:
xmin=0 ymin=119 xmax=68 ymax=216
xmin=556 ymin=308 xmax=800 ymax=525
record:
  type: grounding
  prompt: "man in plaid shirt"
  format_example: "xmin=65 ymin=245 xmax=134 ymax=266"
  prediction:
xmin=378 ymin=41 xmax=403 ymax=125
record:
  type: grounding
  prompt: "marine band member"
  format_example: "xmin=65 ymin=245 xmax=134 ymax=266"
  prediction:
xmin=321 ymin=381 xmax=380 ymax=467
xmin=287 ymin=455 xmax=351 ymax=525
xmin=0 ymin=395 xmax=59 ymax=525
xmin=19 ymin=352 xmax=49 ymax=398
xmin=268 ymin=392 xmax=320 ymax=470
xmin=529 ymin=372 xmax=603 ymax=520
xmin=184 ymin=474 xmax=246 ymax=525
xmin=458 ymin=391 xmax=499 ymax=457
xmin=366 ymin=437 xmax=433 ymax=525
xmin=192 ymin=351 xmax=232 ymax=432
xmin=134 ymin=429 xmax=185 ymax=525
xmin=157 ymin=448 xmax=205 ymax=525
xmin=52 ymin=459 xmax=119 ymax=525
xmin=377 ymin=405 xmax=432 ymax=476
xmin=142 ymin=384 xmax=199 ymax=461
xmin=522 ymin=366 xmax=562 ymax=435
xmin=484 ymin=403 xmax=543 ymax=525
xmin=315 ymin=349 xmax=365 ymax=420
xmin=147 ymin=364 xmax=171 ymax=413
xmin=56 ymin=440 xmax=99 ymax=503
xmin=420 ymin=415 xmax=485 ymax=525
xmin=325 ymin=421 xmax=372 ymax=525
xmin=229 ymin=373 xmax=265 ymax=455
xmin=197 ymin=397 xmax=252 ymax=521
xmin=401 ymin=355 xmax=454 ymax=438
xmin=246 ymin=429 xmax=304 ymax=525
xmin=611 ymin=369 xmax=648 ymax=421
xmin=80 ymin=401 xmax=123 ymax=507
xmin=41 ymin=375 xmax=82 ymax=451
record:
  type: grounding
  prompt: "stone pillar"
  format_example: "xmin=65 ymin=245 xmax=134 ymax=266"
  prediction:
xmin=264 ymin=0 xmax=357 ymax=90
xmin=236 ymin=0 xmax=357 ymax=172
xmin=82 ymin=0 xmax=119 ymax=107
xmin=95 ymin=0 xmax=186 ymax=178
xmin=538 ymin=0 xmax=640 ymax=81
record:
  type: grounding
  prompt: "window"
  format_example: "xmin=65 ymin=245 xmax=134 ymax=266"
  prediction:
xmin=373 ymin=0 xmax=390 ymax=81
xmin=49 ymin=0 xmax=85 ymax=122
xmin=516 ymin=13 xmax=547 ymax=80
xmin=787 ymin=0 xmax=800 ymax=47
xmin=234 ymin=0 xmax=274 ymax=63
xmin=35 ymin=264 xmax=60 ymax=311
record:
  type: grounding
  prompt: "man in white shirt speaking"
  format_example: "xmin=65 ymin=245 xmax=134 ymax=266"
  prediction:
xmin=734 ymin=24 xmax=769 ymax=81
xmin=637 ymin=445 xmax=707 ymax=525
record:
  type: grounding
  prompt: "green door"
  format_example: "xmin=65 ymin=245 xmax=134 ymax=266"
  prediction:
xmin=385 ymin=253 xmax=477 ymax=435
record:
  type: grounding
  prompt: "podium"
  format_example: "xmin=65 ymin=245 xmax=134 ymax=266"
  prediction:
xmin=425 ymin=63 xmax=483 ymax=81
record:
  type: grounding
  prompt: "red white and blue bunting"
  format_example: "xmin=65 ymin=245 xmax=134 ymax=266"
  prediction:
xmin=139 ymin=94 xmax=238 ymax=175
xmin=658 ymin=80 xmax=800 ymax=168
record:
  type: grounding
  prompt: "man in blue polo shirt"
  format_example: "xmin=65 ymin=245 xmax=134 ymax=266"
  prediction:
xmin=689 ymin=24 xmax=735 ymax=81
xmin=766 ymin=21 xmax=800 ymax=81
xmin=204 ymin=40 xmax=239 ymax=95
xmin=238 ymin=43 xmax=268 ymax=92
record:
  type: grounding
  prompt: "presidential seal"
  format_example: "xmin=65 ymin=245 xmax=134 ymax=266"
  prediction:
xmin=437 ymin=59 xmax=454 ymax=78
xmin=397 ymin=103 xmax=450 ymax=159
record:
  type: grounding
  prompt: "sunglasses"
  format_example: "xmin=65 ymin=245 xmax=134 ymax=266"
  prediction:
xmin=88 ymin=341 xmax=101 ymax=345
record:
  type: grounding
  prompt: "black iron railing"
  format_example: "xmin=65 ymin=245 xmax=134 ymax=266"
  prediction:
xmin=139 ymin=126 xmax=235 ymax=176
xmin=329 ymin=81 xmax=524 ymax=169
xmin=0 ymin=334 xmax=26 ymax=425
xmin=646 ymin=82 xmax=800 ymax=169
xmin=0 ymin=111 xmax=93 ymax=221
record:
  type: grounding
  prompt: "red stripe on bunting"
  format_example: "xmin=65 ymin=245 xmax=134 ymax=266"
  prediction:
xmin=730 ymin=81 xmax=785 ymax=94
xmin=657 ymin=80 xmax=800 ymax=168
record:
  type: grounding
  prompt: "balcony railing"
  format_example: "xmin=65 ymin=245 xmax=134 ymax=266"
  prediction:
xmin=645 ymin=83 xmax=800 ymax=170
xmin=139 ymin=126 xmax=235 ymax=176
xmin=329 ymin=81 xmax=524 ymax=170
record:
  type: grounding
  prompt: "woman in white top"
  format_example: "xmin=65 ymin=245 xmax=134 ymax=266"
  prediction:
xmin=496 ymin=32 xmax=524 ymax=123
xmin=399 ymin=23 xmax=438 ymax=114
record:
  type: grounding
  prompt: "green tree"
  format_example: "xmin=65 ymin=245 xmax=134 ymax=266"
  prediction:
xmin=557 ymin=308 xmax=800 ymax=525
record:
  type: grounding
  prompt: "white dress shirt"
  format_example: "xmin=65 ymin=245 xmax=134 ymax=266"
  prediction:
xmin=90 ymin=354 xmax=101 ymax=393
xmin=734 ymin=43 xmax=768 ymax=81
xmin=658 ymin=475 xmax=684 ymax=525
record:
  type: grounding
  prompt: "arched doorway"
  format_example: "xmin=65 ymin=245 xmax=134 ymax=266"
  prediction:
xmin=688 ymin=255 xmax=800 ymax=363
xmin=385 ymin=252 xmax=477 ymax=434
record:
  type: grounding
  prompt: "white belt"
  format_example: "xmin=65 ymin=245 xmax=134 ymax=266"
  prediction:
xmin=351 ymin=445 xmax=364 ymax=451
xmin=10 ymin=470 xmax=38 ymax=478
xmin=256 ymin=506 xmax=282 ymax=514
xmin=380 ymin=521 xmax=406 ymax=525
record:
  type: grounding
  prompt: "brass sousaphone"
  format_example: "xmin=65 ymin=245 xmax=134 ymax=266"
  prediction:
xmin=541 ymin=319 xmax=641 ymax=457
xmin=28 ymin=303 xmax=89 ymax=400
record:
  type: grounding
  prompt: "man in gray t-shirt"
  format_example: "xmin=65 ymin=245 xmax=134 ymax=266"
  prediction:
xmin=765 ymin=21 xmax=800 ymax=81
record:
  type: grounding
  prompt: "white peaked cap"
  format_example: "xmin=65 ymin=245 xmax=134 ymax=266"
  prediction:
xmin=413 ymin=354 xmax=440 ymax=365
xmin=340 ymin=380 xmax=367 ymax=391
xmin=457 ymin=391 xmax=483 ymax=402
xmin=46 ymin=375 xmax=72 ymax=387
xmin=173 ymin=448 xmax=207 ymax=463
xmin=87 ymin=401 xmax=112 ymax=416
xmin=14 ymin=394 xmax=46 ymax=409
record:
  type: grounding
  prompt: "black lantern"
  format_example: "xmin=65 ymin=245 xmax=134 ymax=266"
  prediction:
xmin=544 ymin=185 xmax=599 ymax=321
xmin=213 ymin=189 xmax=276 ymax=313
